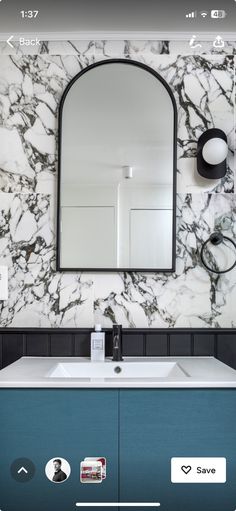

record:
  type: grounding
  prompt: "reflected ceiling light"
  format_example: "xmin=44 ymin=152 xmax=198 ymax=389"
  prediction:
xmin=197 ymin=128 xmax=228 ymax=179
xmin=123 ymin=165 xmax=133 ymax=179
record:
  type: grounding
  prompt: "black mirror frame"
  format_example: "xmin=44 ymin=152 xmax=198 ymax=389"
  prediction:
xmin=57 ymin=58 xmax=177 ymax=273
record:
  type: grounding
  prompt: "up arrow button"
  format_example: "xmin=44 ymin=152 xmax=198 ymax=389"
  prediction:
xmin=17 ymin=467 xmax=28 ymax=474
xmin=11 ymin=458 xmax=35 ymax=482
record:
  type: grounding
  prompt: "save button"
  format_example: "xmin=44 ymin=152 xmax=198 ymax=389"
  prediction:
xmin=171 ymin=457 xmax=226 ymax=483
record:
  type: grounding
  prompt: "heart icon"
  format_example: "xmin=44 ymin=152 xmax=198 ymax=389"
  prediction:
xmin=181 ymin=465 xmax=192 ymax=474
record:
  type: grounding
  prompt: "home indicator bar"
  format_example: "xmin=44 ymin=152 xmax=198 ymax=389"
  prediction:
xmin=76 ymin=504 xmax=161 ymax=508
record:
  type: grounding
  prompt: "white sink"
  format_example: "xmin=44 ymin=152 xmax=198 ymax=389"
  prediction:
xmin=1 ymin=356 xmax=236 ymax=388
xmin=47 ymin=360 xmax=189 ymax=380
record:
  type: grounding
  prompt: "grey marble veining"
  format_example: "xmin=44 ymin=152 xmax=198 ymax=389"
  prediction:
xmin=0 ymin=193 xmax=93 ymax=327
xmin=94 ymin=194 xmax=236 ymax=328
xmin=0 ymin=42 xmax=234 ymax=327
xmin=0 ymin=39 xmax=235 ymax=56
xmin=103 ymin=53 xmax=234 ymax=194
xmin=0 ymin=54 xmax=95 ymax=195
xmin=98 ymin=40 xmax=236 ymax=56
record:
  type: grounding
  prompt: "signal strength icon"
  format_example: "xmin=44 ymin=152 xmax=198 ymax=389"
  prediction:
xmin=186 ymin=11 xmax=197 ymax=18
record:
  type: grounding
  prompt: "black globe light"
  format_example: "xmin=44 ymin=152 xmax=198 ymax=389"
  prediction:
xmin=197 ymin=128 xmax=228 ymax=179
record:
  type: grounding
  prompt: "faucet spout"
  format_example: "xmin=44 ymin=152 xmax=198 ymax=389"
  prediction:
xmin=112 ymin=324 xmax=123 ymax=362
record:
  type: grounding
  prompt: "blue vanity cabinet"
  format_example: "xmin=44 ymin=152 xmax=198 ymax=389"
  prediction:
xmin=119 ymin=389 xmax=236 ymax=511
xmin=1 ymin=388 xmax=236 ymax=511
xmin=0 ymin=389 xmax=119 ymax=511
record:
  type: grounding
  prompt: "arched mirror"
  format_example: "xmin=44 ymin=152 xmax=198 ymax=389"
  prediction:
xmin=57 ymin=59 xmax=177 ymax=271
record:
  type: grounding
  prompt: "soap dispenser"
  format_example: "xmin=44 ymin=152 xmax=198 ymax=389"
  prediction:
xmin=90 ymin=324 xmax=105 ymax=362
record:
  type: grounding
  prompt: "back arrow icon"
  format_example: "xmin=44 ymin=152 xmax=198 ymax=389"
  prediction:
xmin=7 ymin=35 xmax=14 ymax=48
xmin=17 ymin=467 xmax=28 ymax=474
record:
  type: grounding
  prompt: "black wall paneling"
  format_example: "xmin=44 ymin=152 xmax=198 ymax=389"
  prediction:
xmin=2 ymin=333 xmax=24 ymax=368
xmin=50 ymin=333 xmax=74 ymax=357
xmin=0 ymin=328 xmax=235 ymax=370
xmin=26 ymin=333 xmax=50 ymax=357
xmin=74 ymin=332 xmax=91 ymax=357
xmin=169 ymin=333 xmax=192 ymax=356
xmin=122 ymin=333 xmax=145 ymax=356
xmin=217 ymin=334 xmax=236 ymax=369
xmin=193 ymin=333 xmax=216 ymax=357
xmin=146 ymin=333 xmax=169 ymax=357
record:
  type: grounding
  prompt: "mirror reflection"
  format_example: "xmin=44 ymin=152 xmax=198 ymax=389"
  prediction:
xmin=58 ymin=60 xmax=176 ymax=271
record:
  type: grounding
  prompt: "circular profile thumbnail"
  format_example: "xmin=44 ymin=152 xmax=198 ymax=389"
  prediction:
xmin=45 ymin=457 xmax=71 ymax=483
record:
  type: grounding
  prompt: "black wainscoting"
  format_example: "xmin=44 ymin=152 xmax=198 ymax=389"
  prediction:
xmin=0 ymin=328 xmax=236 ymax=370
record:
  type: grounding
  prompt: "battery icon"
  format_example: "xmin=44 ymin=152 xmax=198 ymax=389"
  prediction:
xmin=211 ymin=10 xmax=227 ymax=18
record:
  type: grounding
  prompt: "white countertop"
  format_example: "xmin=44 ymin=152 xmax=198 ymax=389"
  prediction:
xmin=0 ymin=356 xmax=236 ymax=388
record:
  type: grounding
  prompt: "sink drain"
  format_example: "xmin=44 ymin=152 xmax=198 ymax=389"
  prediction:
xmin=114 ymin=366 xmax=122 ymax=374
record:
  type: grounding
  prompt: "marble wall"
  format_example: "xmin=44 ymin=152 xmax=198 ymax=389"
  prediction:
xmin=0 ymin=39 xmax=235 ymax=328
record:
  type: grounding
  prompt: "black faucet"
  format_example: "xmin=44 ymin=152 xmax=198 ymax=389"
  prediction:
xmin=112 ymin=324 xmax=123 ymax=362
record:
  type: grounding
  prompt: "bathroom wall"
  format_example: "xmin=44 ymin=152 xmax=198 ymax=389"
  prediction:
xmin=0 ymin=39 xmax=235 ymax=328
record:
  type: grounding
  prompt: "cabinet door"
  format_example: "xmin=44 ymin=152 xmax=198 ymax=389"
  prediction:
xmin=0 ymin=389 xmax=119 ymax=511
xmin=120 ymin=389 xmax=236 ymax=511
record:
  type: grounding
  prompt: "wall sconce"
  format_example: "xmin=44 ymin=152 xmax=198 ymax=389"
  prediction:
xmin=197 ymin=128 xmax=228 ymax=179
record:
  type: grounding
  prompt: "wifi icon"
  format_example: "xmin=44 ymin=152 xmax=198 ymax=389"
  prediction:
xmin=200 ymin=11 xmax=208 ymax=18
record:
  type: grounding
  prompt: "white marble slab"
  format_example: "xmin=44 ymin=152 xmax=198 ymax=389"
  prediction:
xmin=0 ymin=46 xmax=234 ymax=328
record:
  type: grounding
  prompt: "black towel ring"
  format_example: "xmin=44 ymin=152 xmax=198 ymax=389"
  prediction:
xmin=200 ymin=232 xmax=236 ymax=274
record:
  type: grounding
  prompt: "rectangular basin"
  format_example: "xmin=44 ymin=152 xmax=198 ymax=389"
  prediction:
xmin=1 ymin=356 xmax=236 ymax=387
xmin=47 ymin=361 xmax=189 ymax=380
